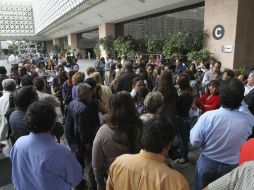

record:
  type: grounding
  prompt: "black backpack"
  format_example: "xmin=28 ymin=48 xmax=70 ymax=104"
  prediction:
xmin=5 ymin=93 xmax=16 ymax=145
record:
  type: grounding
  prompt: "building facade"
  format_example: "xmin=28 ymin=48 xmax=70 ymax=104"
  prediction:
xmin=0 ymin=0 xmax=254 ymax=69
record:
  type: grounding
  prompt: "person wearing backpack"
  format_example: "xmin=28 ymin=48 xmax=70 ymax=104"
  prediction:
xmin=0 ymin=79 xmax=16 ymax=149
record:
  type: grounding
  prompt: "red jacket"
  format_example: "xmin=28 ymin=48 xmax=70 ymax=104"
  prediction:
xmin=196 ymin=93 xmax=220 ymax=112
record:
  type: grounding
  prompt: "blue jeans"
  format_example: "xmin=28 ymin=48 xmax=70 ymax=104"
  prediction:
xmin=195 ymin=154 xmax=237 ymax=190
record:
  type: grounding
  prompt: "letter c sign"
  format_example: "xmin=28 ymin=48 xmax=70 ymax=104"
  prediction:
xmin=212 ymin=25 xmax=225 ymax=40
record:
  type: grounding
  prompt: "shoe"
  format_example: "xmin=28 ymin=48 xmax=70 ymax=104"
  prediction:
xmin=0 ymin=143 xmax=6 ymax=148
xmin=176 ymin=158 xmax=188 ymax=164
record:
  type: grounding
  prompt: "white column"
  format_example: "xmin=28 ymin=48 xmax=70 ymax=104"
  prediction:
xmin=68 ymin=33 xmax=78 ymax=56
xmin=99 ymin=23 xmax=115 ymax=58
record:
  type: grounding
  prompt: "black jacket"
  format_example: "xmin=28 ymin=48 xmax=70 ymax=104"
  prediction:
xmin=116 ymin=71 xmax=138 ymax=92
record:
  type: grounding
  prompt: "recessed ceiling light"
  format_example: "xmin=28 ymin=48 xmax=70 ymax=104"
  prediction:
xmin=139 ymin=0 xmax=145 ymax=3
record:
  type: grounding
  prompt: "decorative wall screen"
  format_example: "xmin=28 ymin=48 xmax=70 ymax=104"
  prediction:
xmin=120 ymin=6 xmax=204 ymax=40
xmin=0 ymin=0 xmax=35 ymax=37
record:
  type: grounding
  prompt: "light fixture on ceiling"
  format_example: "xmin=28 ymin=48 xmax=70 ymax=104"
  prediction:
xmin=138 ymin=0 xmax=146 ymax=3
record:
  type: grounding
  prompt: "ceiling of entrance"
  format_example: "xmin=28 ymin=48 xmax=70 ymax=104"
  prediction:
xmin=40 ymin=0 xmax=204 ymax=40
xmin=0 ymin=0 xmax=204 ymax=41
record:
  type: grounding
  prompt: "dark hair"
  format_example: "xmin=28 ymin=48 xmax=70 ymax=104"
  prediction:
xmin=178 ymin=74 xmax=190 ymax=91
xmin=95 ymin=84 xmax=102 ymax=100
xmin=85 ymin=78 xmax=97 ymax=89
xmin=68 ymin=70 xmax=76 ymax=79
xmin=87 ymin=67 xmax=95 ymax=76
xmin=11 ymin=64 xmax=19 ymax=71
xmin=156 ymin=67 xmax=162 ymax=75
xmin=213 ymin=61 xmax=221 ymax=67
xmin=21 ymin=74 xmax=33 ymax=86
xmin=207 ymin=80 xmax=219 ymax=95
xmin=116 ymin=64 xmax=122 ymax=69
xmin=19 ymin=66 xmax=27 ymax=77
xmin=204 ymin=61 xmax=210 ymax=70
xmin=223 ymin=69 xmax=235 ymax=79
xmin=166 ymin=64 xmax=176 ymax=71
xmin=25 ymin=101 xmax=56 ymax=133
xmin=189 ymin=63 xmax=197 ymax=74
xmin=108 ymin=91 xmax=142 ymax=153
xmin=219 ymin=79 xmax=244 ymax=110
xmin=141 ymin=115 xmax=175 ymax=153
xmin=183 ymin=69 xmax=195 ymax=80
xmin=124 ymin=61 xmax=133 ymax=71
xmin=33 ymin=77 xmax=45 ymax=91
xmin=146 ymin=64 xmax=155 ymax=69
xmin=176 ymin=58 xmax=182 ymax=63
xmin=57 ymin=64 xmax=64 ymax=70
xmin=134 ymin=87 xmax=149 ymax=103
xmin=132 ymin=77 xmax=143 ymax=86
xmin=0 ymin=66 xmax=7 ymax=75
xmin=14 ymin=86 xmax=38 ymax=110
xmin=157 ymin=71 xmax=177 ymax=103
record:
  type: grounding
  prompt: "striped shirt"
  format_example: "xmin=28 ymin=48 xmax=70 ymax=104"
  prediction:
xmin=208 ymin=161 xmax=254 ymax=190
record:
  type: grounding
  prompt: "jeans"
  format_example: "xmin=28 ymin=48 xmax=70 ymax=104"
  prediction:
xmin=75 ymin=144 xmax=96 ymax=190
xmin=195 ymin=154 xmax=237 ymax=190
xmin=177 ymin=117 xmax=190 ymax=160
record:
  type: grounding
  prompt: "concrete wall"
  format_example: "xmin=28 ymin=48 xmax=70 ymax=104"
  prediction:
xmin=45 ymin=41 xmax=53 ymax=52
xmin=204 ymin=0 xmax=239 ymax=69
xmin=205 ymin=0 xmax=254 ymax=70
xmin=234 ymin=0 xmax=254 ymax=69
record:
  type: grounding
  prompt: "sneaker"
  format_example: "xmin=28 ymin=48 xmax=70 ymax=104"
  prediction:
xmin=176 ymin=158 xmax=188 ymax=164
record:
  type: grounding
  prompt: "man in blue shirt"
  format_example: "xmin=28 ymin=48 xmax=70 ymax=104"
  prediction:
xmin=190 ymin=79 xmax=254 ymax=190
xmin=175 ymin=58 xmax=185 ymax=74
xmin=10 ymin=101 xmax=83 ymax=190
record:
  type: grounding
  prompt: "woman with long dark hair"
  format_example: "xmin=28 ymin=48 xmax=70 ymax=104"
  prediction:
xmin=154 ymin=70 xmax=178 ymax=122
xmin=92 ymin=91 xmax=142 ymax=190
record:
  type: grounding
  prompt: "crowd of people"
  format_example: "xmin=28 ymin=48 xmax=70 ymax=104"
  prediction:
xmin=0 ymin=51 xmax=254 ymax=190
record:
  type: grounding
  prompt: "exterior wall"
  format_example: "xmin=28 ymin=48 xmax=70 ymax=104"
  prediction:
xmin=53 ymin=38 xmax=60 ymax=46
xmin=204 ymin=0 xmax=239 ymax=70
xmin=45 ymin=41 xmax=53 ymax=52
xmin=234 ymin=0 xmax=254 ymax=69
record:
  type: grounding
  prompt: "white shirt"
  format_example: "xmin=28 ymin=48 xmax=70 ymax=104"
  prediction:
xmin=244 ymin=84 xmax=254 ymax=96
xmin=8 ymin=54 xmax=20 ymax=64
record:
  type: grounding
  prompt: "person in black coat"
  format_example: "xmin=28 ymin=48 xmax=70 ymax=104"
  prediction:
xmin=116 ymin=61 xmax=138 ymax=92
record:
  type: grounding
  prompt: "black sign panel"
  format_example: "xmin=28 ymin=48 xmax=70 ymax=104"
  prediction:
xmin=212 ymin=25 xmax=225 ymax=40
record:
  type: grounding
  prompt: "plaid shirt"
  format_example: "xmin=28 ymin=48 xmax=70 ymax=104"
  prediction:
xmin=208 ymin=161 xmax=254 ymax=190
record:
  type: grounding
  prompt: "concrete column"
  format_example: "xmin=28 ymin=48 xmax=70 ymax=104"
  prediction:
xmin=234 ymin=0 xmax=254 ymax=69
xmin=52 ymin=38 xmax=60 ymax=46
xmin=68 ymin=33 xmax=78 ymax=55
xmin=99 ymin=23 xmax=115 ymax=58
xmin=204 ymin=0 xmax=254 ymax=70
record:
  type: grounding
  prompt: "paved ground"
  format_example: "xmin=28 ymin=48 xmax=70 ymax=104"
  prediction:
xmin=0 ymin=58 xmax=199 ymax=189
